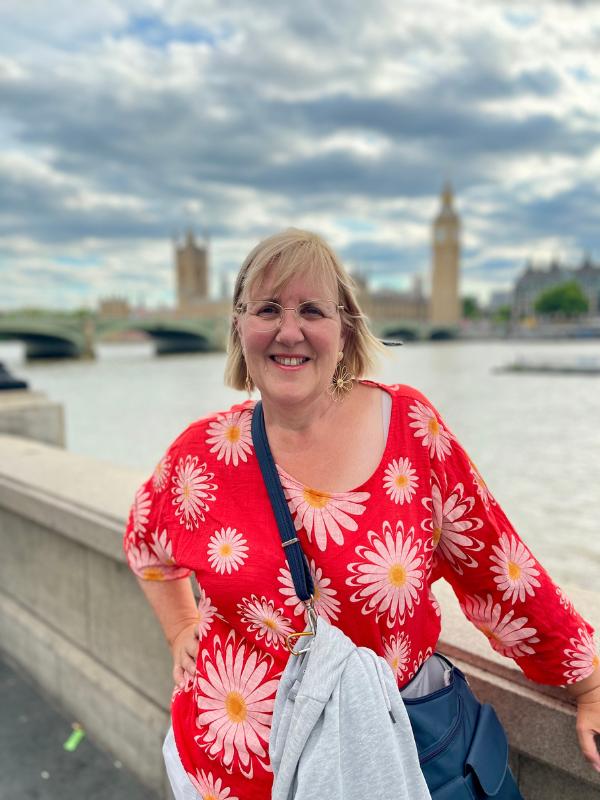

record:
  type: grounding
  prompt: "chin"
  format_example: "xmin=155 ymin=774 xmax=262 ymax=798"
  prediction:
xmin=261 ymin=381 xmax=321 ymax=407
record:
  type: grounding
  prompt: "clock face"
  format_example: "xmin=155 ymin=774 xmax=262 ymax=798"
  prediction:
xmin=435 ymin=227 xmax=447 ymax=243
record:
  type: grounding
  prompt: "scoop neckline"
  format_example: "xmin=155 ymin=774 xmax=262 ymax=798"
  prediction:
xmin=275 ymin=379 xmax=395 ymax=496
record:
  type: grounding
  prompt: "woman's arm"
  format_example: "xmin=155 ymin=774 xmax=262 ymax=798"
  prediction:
xmin=136 ymin=576 xmax=201 ymax=688
xmin=565 ymin=668 xmax=600 ymax=772
xmin=418 ymin=394 xmax=600 ymax=771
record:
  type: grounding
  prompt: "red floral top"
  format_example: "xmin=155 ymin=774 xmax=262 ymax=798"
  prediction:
xmin=123 ymin=382 xmax=597 ymax=800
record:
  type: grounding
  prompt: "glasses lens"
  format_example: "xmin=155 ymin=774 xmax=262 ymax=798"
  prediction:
xmin=297 ymin=301 xmax=338 ymax=323
xmin=245 ymin=301 xmax=282 ymax=330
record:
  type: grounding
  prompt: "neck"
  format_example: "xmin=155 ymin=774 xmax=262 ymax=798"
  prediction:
xmin=260 ymin=390 xmax=340 ymax=440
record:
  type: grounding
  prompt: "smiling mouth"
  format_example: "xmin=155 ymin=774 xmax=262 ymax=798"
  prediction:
xmin=270 ymin=355 xmax=310 ymax=366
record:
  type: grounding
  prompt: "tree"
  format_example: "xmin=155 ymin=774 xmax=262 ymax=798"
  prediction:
xmin=462 ymin=296 xmax=481 ymax=319
xmin=534 ymin=281 xmax=589 ymax=318
xmin=492 ymin=304 xmax=511 ymax=324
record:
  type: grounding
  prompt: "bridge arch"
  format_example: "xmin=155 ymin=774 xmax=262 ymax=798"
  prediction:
xmin=0 ymin=322 xmax=90 ymax=360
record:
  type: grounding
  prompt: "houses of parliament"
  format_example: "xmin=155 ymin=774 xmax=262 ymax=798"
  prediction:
xmin=172 ymin=184 xmax=462 ymax=332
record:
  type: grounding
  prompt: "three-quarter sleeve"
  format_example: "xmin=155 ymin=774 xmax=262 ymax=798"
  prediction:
xmin=123 ymin=438 xmax=192 ymax=582
xmin=422 ymin=400 xmax=597 ymax=687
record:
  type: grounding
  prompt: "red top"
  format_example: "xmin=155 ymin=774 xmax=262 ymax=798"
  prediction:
xmin=124 ymin=382 xmax=597 ymax=800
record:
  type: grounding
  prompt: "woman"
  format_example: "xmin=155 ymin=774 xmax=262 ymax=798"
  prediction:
xmin=124 ymin=228 xmax=600 ymax=800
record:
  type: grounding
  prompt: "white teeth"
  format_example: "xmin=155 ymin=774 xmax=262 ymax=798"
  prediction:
xmin=273 ymin=356 xmax=306 ymax=366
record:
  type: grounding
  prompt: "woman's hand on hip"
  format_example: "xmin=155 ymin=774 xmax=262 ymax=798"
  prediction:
xmin=171 ymin=622 xmax=200 ymax=689
xmin=566 ymin=669 xmax=600 ymax=772
xmin=575 ymin=689 xmax=600 ymax=772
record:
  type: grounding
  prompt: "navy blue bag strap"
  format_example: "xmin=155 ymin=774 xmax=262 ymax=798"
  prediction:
xmin=251 ymin=401 xmax=314 ymax=602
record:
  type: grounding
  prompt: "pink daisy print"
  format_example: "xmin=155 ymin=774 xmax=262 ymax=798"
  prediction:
xmin=407 ymin=647 xmax=434 ymax=682
xmin=460 ymin=594 xmax=540 ymax=658
xmin=346 ymin=521 xmax=424 ymax=628
xmin=172 ymin=455 xmax=217 ymax=530
xmin=150 ymin=529 xmax=176 ymax=566
xmin=207 ymin=528 xmax=249 ymax=574
xmin=408 ymin=401 xmax=452 ymax=461
xmin=422 ymin=475 xmax=484 ymax=574
xmin=383 ymin=632 xmax=411 ymax=681
xmin=562 ymin=628 xmax=599 ymax=684
xmin=187 ymin=769 xmax=239 ymax=800
xmin=127 ymin=542 xmax=170 ymax=582
xmin=468 ymin=457 xmax=495 ymax=510
xmin=489 ymin=532 xmax=541 ymax=604
xmin=132 ymin=486 xmax=151 ymax=536
xmin=429 ymin=587 xmax=442 ymax=618
xmin=237 ymin=595 xmax=294 ymax=649
xmin=383 ymin=458 xmax=419 ymax=505
xmin=205 ymin=410 xmax=253 ymax=467
xmin=152 ymin=454 xmax=171 ymax=492
xmin=195 ymin=632 xmax=280 ymax=778
xmin=278 ymin=468 xmax=369 ymax=551
xmin=278 ymin=560 xmax=341 ymax=623
xmin=197 ymin=588 xmax=217 ymax=640
xmin=556 ymin=585 xmax=575 ymax=613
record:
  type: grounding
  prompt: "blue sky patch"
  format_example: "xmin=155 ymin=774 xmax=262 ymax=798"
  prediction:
xmin=121 ymin=14 xmax=223 ymax=48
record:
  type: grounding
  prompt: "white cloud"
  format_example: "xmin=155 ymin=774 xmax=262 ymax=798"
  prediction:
xmin=1 ymin=0 xmax=599 ymax=309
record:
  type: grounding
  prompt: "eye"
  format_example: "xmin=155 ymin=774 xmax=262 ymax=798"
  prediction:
xmin=299 ymin=301 xmax=327 ymax=319
xmin=254 ymin=302 xmax=281 ymax=318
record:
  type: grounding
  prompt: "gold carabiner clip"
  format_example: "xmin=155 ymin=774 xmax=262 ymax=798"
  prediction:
xmin=285 ymin=598 xmax=317 ymax=656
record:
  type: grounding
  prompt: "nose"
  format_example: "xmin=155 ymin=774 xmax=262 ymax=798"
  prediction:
xmin=275 ymin=307 xmax=304 ymax=344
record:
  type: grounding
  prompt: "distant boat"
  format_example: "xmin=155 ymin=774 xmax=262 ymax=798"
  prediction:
xmin=0 ymin=361 xmax=28 ymax=390
xmin=497 ymin=356 xmax=600 ymax=376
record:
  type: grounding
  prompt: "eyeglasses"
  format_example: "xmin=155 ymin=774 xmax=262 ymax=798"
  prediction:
xmin=237 ymin=300 xmax=344 ymax=331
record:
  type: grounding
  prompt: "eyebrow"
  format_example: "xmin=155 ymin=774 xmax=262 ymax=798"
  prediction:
xmin=254 ymin=296 xmax=326 ymax=303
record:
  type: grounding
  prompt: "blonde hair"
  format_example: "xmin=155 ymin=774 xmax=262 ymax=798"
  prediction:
xmin=224 ymin=228 xmax=385 ymax=391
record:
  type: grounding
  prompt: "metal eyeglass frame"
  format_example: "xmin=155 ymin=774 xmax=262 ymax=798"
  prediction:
xmin=236 ymin=301 xmax=345 ymax=330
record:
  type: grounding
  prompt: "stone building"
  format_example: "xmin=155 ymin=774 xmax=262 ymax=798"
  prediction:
xmin=361 ymin=277 xmax=428 ymax=325
xmin=430 ymin=183 xmax=461 ymax=326
xmin=359 ymin=185 xmax=461 ymax=330
xmin=176 ymin=230 xmax=209 ymax=310
xmin=512 ymin=258 xmax=600 ymax=318
xmin=170 ymin=187 xmax=462 ymax=331
xmin=98 ymin=296 xmax=130 ymax=319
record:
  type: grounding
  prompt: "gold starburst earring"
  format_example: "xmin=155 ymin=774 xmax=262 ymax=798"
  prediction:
xmin=328 ymin=351 xmax=354 ymax=402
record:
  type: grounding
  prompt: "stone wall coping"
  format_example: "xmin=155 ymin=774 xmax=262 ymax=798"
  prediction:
xmin=0 ymin=434 xmax=143 ymax=561
xmin=0 ymin=390 xmax=50 ymax=407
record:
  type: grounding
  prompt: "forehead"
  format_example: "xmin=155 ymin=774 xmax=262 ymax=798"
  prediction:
xmin=247 ymin=263 xmax=338 ymax=300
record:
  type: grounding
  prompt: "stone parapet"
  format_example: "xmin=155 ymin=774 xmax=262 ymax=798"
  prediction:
xmin=0 ymin=433 xmax=598 ymax=798
xmin=0 ymin=390 xmax=65 ymax=447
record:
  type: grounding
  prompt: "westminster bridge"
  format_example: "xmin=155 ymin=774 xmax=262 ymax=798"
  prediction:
xmin=0 ymin=311 xmax=455 ymax=360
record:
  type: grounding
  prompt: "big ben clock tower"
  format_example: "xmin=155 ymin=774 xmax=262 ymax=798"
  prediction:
xmin=430 ymin=183 xmax=460 ymax=327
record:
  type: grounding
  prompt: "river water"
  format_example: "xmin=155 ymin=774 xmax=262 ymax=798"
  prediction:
xmin=1 ymin=339 xmax=599 ymax=591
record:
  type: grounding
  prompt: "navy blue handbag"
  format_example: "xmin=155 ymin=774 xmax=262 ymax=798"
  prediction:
xmin=251 ymin=401 xmax=523 ymax=799
xmin=402 ymin=654 xmax=521 ymax=798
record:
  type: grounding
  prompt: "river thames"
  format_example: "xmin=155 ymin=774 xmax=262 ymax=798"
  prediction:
xmin=1 ymin=338 xmax=599 ymax=591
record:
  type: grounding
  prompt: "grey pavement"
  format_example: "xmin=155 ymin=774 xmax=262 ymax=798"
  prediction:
xmin=0 ymin=653 xmax=158 ymax=800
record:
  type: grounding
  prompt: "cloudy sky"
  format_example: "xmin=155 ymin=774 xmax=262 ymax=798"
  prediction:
xmin=1 ymin=0 xmax=599 ymax=310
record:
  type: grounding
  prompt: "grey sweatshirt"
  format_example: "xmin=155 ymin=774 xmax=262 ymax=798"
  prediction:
xmin=269 ymin=617 xmax=431 ymax=800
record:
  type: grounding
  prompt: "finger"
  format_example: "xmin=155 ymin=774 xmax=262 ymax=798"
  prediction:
xmin=182 ymin=652 xmax=197 ymax=676
xmin=577 ymin=727 xmax=600 ymax=771
xmin=173 ymin=664 xmax=185 ymax=688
